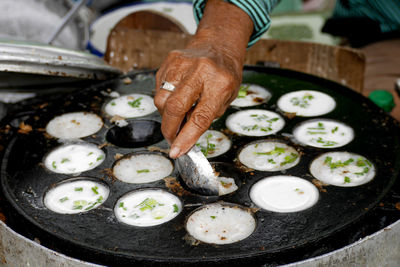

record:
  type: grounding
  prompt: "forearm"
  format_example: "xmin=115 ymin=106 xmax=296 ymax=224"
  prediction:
xmin=187 ymin=0 xmax=253 ymax=74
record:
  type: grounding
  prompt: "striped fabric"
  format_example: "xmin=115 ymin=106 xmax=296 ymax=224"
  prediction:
xmin=193 ymin=0 xmax=279 ymax=47
xmin=333 ymin=0 xmax=400 ymax=33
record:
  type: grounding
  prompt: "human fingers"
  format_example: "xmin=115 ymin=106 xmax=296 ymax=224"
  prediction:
xmin=169 ymin=93 xmax=227 ymax=158
xmin=160 ymin=74 xmax=202 ymax=145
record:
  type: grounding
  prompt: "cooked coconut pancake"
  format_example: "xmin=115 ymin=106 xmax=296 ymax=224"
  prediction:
xmin=238 ymin=141 xmax=300 ymax=171
xmin=44 ymin=143 xmax=105 ymax=174
xmin=104 ymin=94 xmax=157 ymax=118
xmin=277 ymin=90 xmax=336 ymax=117
xmin=44 ymin=179 xmax=109 ymax=214
xmin=250 ymin=176 xmax=319 ymax=213
xmin=293 ymin=119 xmax=354 ymax=148
xmin=115 ymin=189 xmax=182 ymax=227
xmin=230 ymin=84 xmax=271 ymax=107
xmin=113 ymin=153 xmax=173 ymax=184
xmin=226 ymin=109 xmax=285 ymax=136
xmin=310 ymin=152 xmax=375 ymax=187
xmin=195 ymin=130 xmax=231 ymax=158
xmin=185 ymin=203 xmax=256 ymax=244
xmin=46 ymin=112 xmax=103 ymax=139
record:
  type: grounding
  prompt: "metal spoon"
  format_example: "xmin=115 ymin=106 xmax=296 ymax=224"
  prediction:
xmin=176 ymin=146 xmax=220 ymax=196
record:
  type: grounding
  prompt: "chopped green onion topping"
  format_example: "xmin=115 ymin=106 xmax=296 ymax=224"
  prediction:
xmin=255 ymin=146 xmax=285 ymax=156
xmin=130 ymin=213 xmax=140 ymax=219
xmin=137 ymin=169 xmax=150 ymax=174
xmin=210 ymin=216 xmax=216 ymax=219
xmin=136 ymin=198 xmax=159 ymax=211
xmin=173 ymin=204 xmax=179 ymax=213
xmin=110 ymin=102 xmax=116 ymax=106
xmin=52 ymin=161 xmax=57 ymax=169
xmin=73 ymin=200 xmax=87 ymax=210
xmin=61 ymin=158 xmax=70 ymax=164
xmin=344 ymin=176 xmax=351 ymax=183
xmin=119 ymin=202 xmax=127 ymax=211
xmin=59 ymin=197 xmax=69 ymax=203
xmin=307 ymin=131 xmax=327 ymax=135
xmin=87 ymin=152 xmax=93 ymax=156
xmin=237 ymin=85 xmax=250 ymax=98
xmin=74 ymin=187 xmax=83 ymax=192
xmin=332 ymin=127 xmax=339 ymax=133
xmin=280 ymin=153 xmax=299 ymax=166
xmin=85 ymin=196 xmax=103 ymax=211
xmin=91 ymin=186 xmax=99 ymax=195
xmin=268 ymin=159 xmax=276 ymax=164
xmin=128 ymin=97 xmax=143 ymax=108
xmin=96 ymin=155 xmax=104 ymax=161
xmin=290 ymin=94 xmax=314 ymax=108
xmin=196 ymin=133 xmax=216 ymax=157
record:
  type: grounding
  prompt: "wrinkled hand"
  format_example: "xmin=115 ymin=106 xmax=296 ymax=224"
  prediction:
xmin=153 ymin=0 xmax=253 ymax=159
xmin=154 ymin=45 xmax=242 ymax=158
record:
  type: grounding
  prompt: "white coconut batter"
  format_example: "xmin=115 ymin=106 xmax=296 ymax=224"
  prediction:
xmin=113 ymin=153 xmax=173 ymax=184
xmin=239 ymin=141 xmax=300 ymax=171
xmin=293 ymin=119 xmax=354 ymax=148
xmin=44 ymin=143 xmax=105 ymax=174
xmin=230 ymin=84 xmax=271 ymax=107
xmin=310 ymin=152 xmax=375 ymax=187
xmin=46 ymin=112 xmax=103 ymax=139
xmin=195 ymin=130 xmax=231 ymax=158
xmin=226 ymin=109 xmax=285 ymax=136
xmin=104 ymin=94 xmax=157 ymax=118
xmin=114 ymin=189 xmax=182 ymax=227
xmin=44 ymin=179 xmax=109 ymax=214
xmin=250 ymin=176 xmax=319 ymax=213
xmin=277 ymin=90 xmax=336 ymax=117
xmin=185 ymin=203 xmax=256 ymax=244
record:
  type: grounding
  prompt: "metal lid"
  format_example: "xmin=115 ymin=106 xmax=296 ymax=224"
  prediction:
xmin=0 ymin=40 xmax=122 ymax=81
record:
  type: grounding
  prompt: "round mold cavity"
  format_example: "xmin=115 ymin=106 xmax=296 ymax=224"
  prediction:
xmin=225 ymin=109 xmax=285 ymax=136
xmin=106 ymin=119 xmax=163 ymax=148
xmin=177 ymin=162 xmax=241 ymax=197
xmin=185 ymin=202 xmax=256 ymax=245
xmin=114 ymin=188 xmax=182 ymax=227
xmin=293 ymin=118 xmax=354 ymax=148
xmin=230 ymin=84 xmax=272 ymax=107
xmin=45 ymin=112 xmax=103 ymax=139
xmin=112 ymin=152 xmax=174 ymax=184
xmin=277 ymin=90 xmax=336 ymax=117
xmin=104 ymin=94 xmax=157 ymax=118
xmin=212 ymin=162 xmax=241 ymax=196
xmin=44 ymin=178 xmax=109 ymax=214
xmin=195 ymin=130 xmax=231 ymax=158
xmin=250 ymin=175 xmax=319 ymax=213
xmin=238 ymin=140 xmax=300 ymax=171
xmin=310 ymin=151 xmax=376 ymax=187
xmin=44 ymin=142 xmax=105 ymax=174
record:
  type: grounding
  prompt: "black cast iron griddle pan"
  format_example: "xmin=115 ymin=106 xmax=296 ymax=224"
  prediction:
xmin=1 ymin=66 xmax=400 ymax=266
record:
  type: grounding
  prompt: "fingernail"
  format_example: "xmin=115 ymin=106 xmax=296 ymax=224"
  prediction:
xmin=169 ymin=147 xmax=181 ymax=159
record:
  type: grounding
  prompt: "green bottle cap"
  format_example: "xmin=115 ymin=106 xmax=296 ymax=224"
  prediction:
xmin=369 ymin=90 xmax=395 ymax=112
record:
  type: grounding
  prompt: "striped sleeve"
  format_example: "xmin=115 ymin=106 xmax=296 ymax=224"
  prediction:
xmin=193 ymin=0 xmax=279 ymax=47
